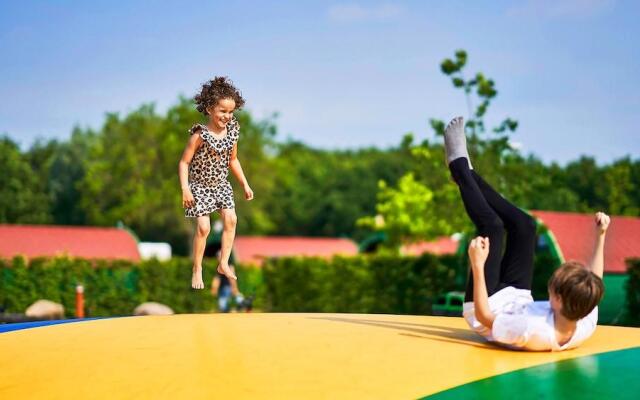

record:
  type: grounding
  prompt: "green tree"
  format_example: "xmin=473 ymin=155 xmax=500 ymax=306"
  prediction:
xmin=499 ymin=153 xmax=582 ymax=212
xmin=26 ymin=128 xmax=96 ymax=225
xmin=362 ymin=50 xmax=521 ymax=249
xmin=80 ymin=102 xmax=194 ymax=253
xmin=266 ymin=140 xmax=412 ymax=239
xmin=0 ymin=137 xmax=51 ymax=223
xmin=440 ymin=51 xmax=516 ymax=129
xmin=599 ymin=158 xmax=638 ymax=216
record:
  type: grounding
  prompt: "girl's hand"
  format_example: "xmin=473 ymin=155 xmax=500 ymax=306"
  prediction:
xmin=595 ymin=212 xmax=610 ymax=234
xmin=468 ymin=236 xmax=490 ymax=271
xmin=182 ymin=188 xmax=195 ymax=208
xmin=243 ymin=184 xmax=254 ymax=201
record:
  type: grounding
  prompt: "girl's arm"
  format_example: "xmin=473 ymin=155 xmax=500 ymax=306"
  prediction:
xmin=178 ymin=133 xmax=202 ymax=208
xmin=469 ymin=237 xmax=496 ymax=328
xmin=589 ymin=212 xmax=610 ymax=279
xmin=229 ymin=143 xmax=254 ymax=200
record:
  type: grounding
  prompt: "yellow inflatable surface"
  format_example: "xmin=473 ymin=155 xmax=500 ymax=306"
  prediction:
xmin=1 ymin=313 xmax=639 ymax=399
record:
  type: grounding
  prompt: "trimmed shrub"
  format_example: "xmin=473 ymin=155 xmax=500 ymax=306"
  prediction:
xmin=262 ymin=253 xmax=456 ymax=314
xmin=0 ymin=256 xmax=259 ymax=317
xmin=1 ymin=253 xmax=456 ymax=317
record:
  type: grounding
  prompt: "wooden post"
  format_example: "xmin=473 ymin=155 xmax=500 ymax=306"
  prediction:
xmin=75 ymin=284 xmax=85 ymax=319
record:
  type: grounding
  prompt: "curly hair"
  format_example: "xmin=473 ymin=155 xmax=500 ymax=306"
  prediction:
xmin=194 ymin=76 xmax=245 ymax=115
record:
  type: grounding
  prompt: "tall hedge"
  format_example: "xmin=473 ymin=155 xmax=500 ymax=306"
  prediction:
xmin=262 ymin=253 xmax=457 ymax=314
xmin=1 ymin=253 xmax=457 ymax=317
xmin=0 ymin=256 xmax=261 ymax=317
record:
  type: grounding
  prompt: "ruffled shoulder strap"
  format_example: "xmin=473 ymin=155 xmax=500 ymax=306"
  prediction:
xmin=189 ymin=123 xmax=217 ymax=149
xmin=227 ymin=117 xmax=240 ymax=143
xmin=189 ymin=123 xmax=208 ymax=135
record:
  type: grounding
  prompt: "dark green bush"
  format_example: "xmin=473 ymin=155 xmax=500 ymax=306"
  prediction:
xmin=1 ymin=253 xmax=458 ymax=317
xmin=262 ymin=253 xmax=457 ymax=314
xmin=0 ymin=256 xmax=260 ymax=317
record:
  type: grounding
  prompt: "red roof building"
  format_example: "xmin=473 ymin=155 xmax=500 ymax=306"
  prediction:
xmin=0 ymin=225 xmax=141 ymax=261
xmin=531 ymin=211 xmax=640 ymax=274
xmin=233 ymin=236 xmax=358 ymax=267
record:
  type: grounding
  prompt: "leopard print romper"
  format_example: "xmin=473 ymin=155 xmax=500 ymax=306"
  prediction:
xmin=184 ymin=117 xmax=240 ymax=218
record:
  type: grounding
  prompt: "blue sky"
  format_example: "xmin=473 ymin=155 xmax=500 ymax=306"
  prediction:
xmin=1 ymin=0 xmax=638 ymax=164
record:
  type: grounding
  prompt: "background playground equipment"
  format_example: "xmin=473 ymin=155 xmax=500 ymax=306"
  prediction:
xmin=432 ymin=291 xmax=464 ymax=316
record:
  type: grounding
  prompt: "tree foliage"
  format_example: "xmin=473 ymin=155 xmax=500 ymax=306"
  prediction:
xmin=360 ymin=50 xmax=638 ymax=250
xmin=0 ymin=137 xmax=51 ymax=223
xmin=0 ymin=50 xmax=637 ymax=255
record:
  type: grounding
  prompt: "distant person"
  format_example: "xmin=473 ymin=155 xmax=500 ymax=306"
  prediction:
xmin=444 ymin=116 xmax=609 ymax=351
xmin=211 ymin=251 xmax=244 ymax=312
xmin=178 ymin=77 xmax=254 ymax=289
xmin=211 ymin=266 xmax=245 ymax=313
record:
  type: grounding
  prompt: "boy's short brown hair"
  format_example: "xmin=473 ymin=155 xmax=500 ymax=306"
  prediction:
xmin=548 ymin=261 xmax=604 ymax=320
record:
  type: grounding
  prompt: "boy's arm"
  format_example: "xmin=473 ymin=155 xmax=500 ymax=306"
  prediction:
xmin=469 ymin=237 xmax=496 ymax=328
xmin=229 ymin=143 xmax=254 ymax=200
xmin=588 ymin=212 xmax=610 ymax=279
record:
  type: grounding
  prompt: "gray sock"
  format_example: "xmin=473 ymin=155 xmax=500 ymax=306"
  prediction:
xmin=444 ymin=116 xmax=473 ymax=169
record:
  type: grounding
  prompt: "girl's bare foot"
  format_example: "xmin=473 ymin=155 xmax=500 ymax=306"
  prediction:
xmin=217 ymin=263 xmax=237 ymax=280
xmin=191 ymin=266 xmax=204 ymax=289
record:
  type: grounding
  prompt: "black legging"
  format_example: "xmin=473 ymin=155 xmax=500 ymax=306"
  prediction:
xmin=449 ymin=157 xmax=537 ymax=302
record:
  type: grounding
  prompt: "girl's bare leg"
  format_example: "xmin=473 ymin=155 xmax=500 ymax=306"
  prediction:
xmin=217 ymin=208 xmax=238 ymax=280
xmin=191 ymin=216 xmax=210 ymax=289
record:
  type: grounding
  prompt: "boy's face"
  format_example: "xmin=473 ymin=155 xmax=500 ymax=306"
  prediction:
xmin=206 ymin=98 xmax=236 ymax=130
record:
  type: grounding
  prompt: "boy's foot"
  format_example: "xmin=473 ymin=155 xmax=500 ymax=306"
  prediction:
xmin=217 ymin=263 xmax=238 ymax=281
xmin=191 ymin=266 xmax=204 ymax=289
xmin=444 ymin=116 xmax=473 ymax=169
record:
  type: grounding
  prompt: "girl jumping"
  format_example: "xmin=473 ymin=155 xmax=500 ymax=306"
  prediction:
xmin=178 ymin=77 xmax=254 ymax=289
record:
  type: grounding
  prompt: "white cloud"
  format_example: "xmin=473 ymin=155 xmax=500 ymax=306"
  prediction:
xmin=507 ymin=0 xmax=615 ymax=19
xmin=509 ymin=141 xmax=524 ymax=151
xmin=327 ymin=3 xmax=405 ymax=22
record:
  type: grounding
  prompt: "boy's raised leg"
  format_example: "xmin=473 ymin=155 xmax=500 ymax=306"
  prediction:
xmin=445 ymin=117 xmax=503 ymax=300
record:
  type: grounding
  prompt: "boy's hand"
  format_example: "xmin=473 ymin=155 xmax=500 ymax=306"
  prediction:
xmin=182 ymin=188 xmax=195 ymax=208
xmin=595 ymin=212 xmax=610 ymax=234
xmin=468 ymin=236 xmax=490 ymax=270
xmin=244 ymin=184 xmax=254 ymax=201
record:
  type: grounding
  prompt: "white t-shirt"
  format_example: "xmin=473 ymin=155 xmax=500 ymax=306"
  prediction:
xmin=463 ymin=286 xmax=598 ymax=351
